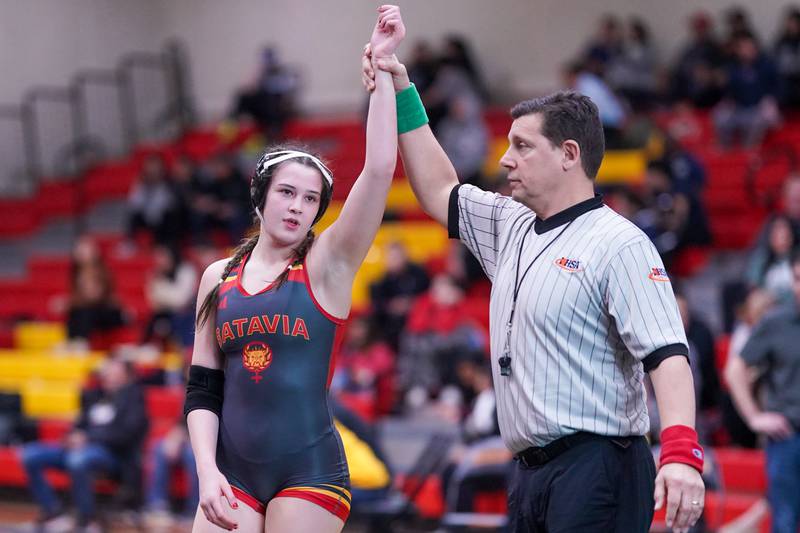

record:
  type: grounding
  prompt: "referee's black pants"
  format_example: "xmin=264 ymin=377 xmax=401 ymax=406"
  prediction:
xmin=507 ymin=434 xmax=655 ymax=533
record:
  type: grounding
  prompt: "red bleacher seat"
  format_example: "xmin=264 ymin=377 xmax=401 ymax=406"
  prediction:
xmin=0 ymin=198 xmax=38 ymax=238
xmin=145 ymin=387 xmax=184 ymax=421
xmin=396 ymin=474 xmax=444 ymax=520
xmin=83 ymin=161 xmax=138 ymax=204
xmin=178 ymin=129 xmax=225 ymax=162
xmin=27 ymin=256 xmax=70 ymax=294
xmin=473 ymin=491 xmax=507 ymax=514
xmin=671 ymin=246 xmax=710 ymax=277
xmin=715 ymin=335 xmax=731 ymax=387
xmin=714 ymin=447 xmax=767 ymax=493
xmin=38 ymin=419 xmax=72 ymax=443
xmin=0 ymin=447 xmax=29 ymax=486
xmin=35 ymin=181 xmax=82 ymax=219
xmin=337 ymin=391 xmax=377 ymax=422
xmin=0 ymin=280 xmax=40 ymax=319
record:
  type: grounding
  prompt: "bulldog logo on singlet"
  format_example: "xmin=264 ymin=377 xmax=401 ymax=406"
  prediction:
xmin=242 ymin=341 xmax=272 ymax=383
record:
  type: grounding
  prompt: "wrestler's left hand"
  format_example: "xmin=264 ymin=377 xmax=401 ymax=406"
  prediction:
xmin=654 ymin=462 xmax=705 ymax=533
xmin=198 ymin=465 xmax=239 ymax=530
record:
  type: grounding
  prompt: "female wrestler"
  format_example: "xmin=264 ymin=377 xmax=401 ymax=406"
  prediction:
xmin=184 ymin=6 xmax=405 ymax=532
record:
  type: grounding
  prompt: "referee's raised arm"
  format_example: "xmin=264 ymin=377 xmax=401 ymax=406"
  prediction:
xmin=362 ymin=51 xmax=459 ymax=228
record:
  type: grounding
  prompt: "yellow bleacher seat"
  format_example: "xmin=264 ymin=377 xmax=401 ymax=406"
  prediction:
xmin=385 ymin=181 xmax=420 ymax=211
xmin=0 ymin=355 xmax=99 ymax=393
xmin=14 ymin=322 xmax=67 ymax=351
xmin=315 ymin=201 xmax=343 ymax=232
xmin=0 ymin=349 xmax=105 ymax=359
xmin=483 ymin=138 xmax=509 ymax=177
xmin=21 ymin=381 xmax=80 ymax=419
xmin=596 ymin=150 xmax=646 ymax=185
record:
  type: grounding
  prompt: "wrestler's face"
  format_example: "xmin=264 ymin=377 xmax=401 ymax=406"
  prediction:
xmin=261 ymin=162 xmax=323 ymax=247
xmin=500 ymin=113 xmax=565 ymax=207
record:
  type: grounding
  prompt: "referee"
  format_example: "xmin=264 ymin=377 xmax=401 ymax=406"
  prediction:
xmin=362 ymin=52 xmax=705 ymax=532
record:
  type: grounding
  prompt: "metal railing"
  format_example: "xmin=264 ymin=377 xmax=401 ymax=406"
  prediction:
xmin=0 ymin=40 xmax=195 ymax=198
xmin=0 ymin=104 xmax=35 ymax=196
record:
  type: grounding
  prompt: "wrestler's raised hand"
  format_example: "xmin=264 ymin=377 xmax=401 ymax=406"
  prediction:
xmin=369 ymin=4 xmax=406 ymax=59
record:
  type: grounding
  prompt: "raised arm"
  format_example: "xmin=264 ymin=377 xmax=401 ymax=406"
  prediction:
xmin=364 ymin=52 xmax=459 ymax=227
xmin=314 ymin=6 xmax=404 ymax=278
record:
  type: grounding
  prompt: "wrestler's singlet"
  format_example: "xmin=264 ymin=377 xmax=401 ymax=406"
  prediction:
xmin=214 ymin=254 xmax=350 ymax=519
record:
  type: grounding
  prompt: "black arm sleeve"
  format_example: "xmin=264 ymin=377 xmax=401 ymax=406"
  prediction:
xmin=184 ymin=365 xmax=225 ymax=418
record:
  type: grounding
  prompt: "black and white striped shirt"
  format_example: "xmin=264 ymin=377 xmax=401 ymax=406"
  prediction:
xmin=449 ymin=184 xmax=689 ymax=452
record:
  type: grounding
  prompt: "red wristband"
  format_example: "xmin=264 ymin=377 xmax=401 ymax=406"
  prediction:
xmin=659 ymin=425 xmax=704 ymax=473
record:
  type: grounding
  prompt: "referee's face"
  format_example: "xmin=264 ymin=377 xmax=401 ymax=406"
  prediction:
xmin=501 ymin=113 xmax=564 ymax=207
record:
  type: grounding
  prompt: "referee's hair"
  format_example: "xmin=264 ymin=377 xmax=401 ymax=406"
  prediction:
xmin=510 ymin=91 xmax=605 ymax=179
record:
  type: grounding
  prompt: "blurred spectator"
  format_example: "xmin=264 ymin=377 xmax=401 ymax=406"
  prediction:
xmin=442 ymin=356 xmax=510 ymax=514
xmin=441 ymin=35 xmax=488 ymax=101
xmin=443 ymin=241 xmax=489 ymax=295
xmin=726 ymin=251 xmax=800 ymax=533
xmin=664 ymin=101 xmax=705 ymax=144
xmin=21 ymin=357 xmax=148 ymax=532
xmin=607 ymin=17 xmax=658 ymax=111
xmin=330 ymin=398 xmax=392 ymax=508
xmin=406 ymin=40 xmax=439 ymax=95
xmin=369 ymin=242 xmax=430 ymax=350
xmin=658 ymin=134 xmax=713 ymax=247
xmin=745 ymin=214 xmax=798 ymax=304
xmin=564 ymin=61 xmax=627 ymax=148
xmin=582 ymin=15 xmax=624 ymax=71
xmin=754 ymin=175 xmax=800 ymax=245
xmin=729 ymin=288 xmax=777 ymax=358
xmin=632 ymin=161 xmax=692 ymax=268
xmin=423 ymin=36 xmax=485 ymax=132
xmin=65 ymin=238 xmax=126 ymax=345
xmin=232 ymin=46 xmax=299 ymax=138
xmin=719 ymin=177 xmax=800 ymax=332
xmin=723 ymin=287 xmax=775 ymax=448
xmin=672 ymin=11 xmax=725 ymax=108
xmin=143 ymin=419 xmax=198 ymax=529
xmin=126 ymin=154 xmax=179 ymax=248
xmin=675 ymin=293 xmax=723 ymax=442
xmin=713 ymin=32 xmax=780 ymax=148
xmin=143 ymin=246 xmax=198 ymax=350
xmin=399 ymin=274 xmax=487 ymax=410
xmin=774 ymin=8 xmax=800 ymax=109
xmin=437 ymin=92 xmax=488 ymax=185
xmin=332 ymin=315 xmax=395 ymax=415
xmin=722 ymin=6 xmax=760 ymax=56
xmin=192 ymin=153 xmax=251 ymax=245
xmin=168 ymin=155 xmax=202 ymax=244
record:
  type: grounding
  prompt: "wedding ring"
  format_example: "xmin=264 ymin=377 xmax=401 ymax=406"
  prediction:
xmin=691 ymin=500 xmax=701 ymax=506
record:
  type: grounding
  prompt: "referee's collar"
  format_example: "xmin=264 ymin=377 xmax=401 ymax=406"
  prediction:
xmin=534 ymin=194 xmax=604 ymax=234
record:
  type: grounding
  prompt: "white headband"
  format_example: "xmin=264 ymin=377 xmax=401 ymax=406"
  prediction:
xmin=253 ymin=150 xmax=332 ymax=223
xmin=256 ymin=150 xmax=333 ymax=187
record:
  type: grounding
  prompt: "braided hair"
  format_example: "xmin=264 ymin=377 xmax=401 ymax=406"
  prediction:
xmin=196 ymin=143 xmax=333 ymax=327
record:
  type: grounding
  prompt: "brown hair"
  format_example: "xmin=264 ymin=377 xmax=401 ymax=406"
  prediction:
xmin=196 ymin=143 xmax=332 ymax=327
xmin=510 ymin=91 xmax=605 ymax=179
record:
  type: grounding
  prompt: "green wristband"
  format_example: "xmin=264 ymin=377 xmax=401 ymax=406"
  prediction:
xmin=396 ymin=83 xmax=429 ymax=134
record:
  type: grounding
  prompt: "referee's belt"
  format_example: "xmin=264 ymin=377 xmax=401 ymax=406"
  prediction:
xmin=515 ymin=432 xmax=632 ymax=467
